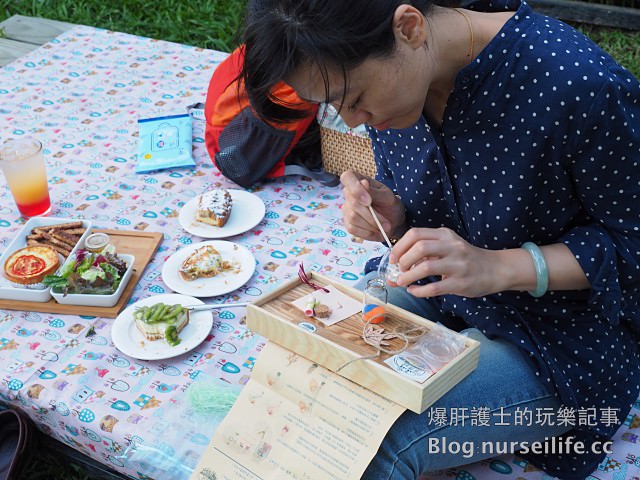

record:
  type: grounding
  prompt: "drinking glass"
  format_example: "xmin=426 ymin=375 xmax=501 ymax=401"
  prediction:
xmin=0 ymin=137 xmax=51 ymax=217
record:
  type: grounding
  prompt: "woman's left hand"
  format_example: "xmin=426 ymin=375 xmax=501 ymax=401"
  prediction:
xmin=391 ymin=227 xmax=507 ymax=298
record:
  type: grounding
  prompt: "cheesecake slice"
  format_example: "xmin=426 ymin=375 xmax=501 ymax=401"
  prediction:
xmin=134 ymin=303 xmax=189 ymax=345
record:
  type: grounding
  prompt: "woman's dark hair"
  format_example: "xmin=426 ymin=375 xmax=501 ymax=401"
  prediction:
xmin=241 ymin=0 xmax=434 ymax=124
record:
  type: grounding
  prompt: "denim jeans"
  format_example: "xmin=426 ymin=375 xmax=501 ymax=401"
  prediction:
xmin=357 ymin=272 xmax=571 ymax=479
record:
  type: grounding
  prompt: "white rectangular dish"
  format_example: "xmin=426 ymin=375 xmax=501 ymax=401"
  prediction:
xmin=50 ymin=253 xmax=135 ymax=307
xmin=0 ymin=217 xmax=92 ymax=302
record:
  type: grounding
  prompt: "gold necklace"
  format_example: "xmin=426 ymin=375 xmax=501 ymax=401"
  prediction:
xmin=455 ymin=8 xmax=475 ymax=59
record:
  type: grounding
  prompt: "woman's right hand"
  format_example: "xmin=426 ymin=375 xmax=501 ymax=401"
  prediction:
xmin=340 ymin=169 xmax=406 ymax=242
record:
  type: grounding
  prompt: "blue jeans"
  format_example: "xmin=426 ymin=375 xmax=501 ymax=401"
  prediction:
xmin=357 ymin=272 xmax=570 ymax=479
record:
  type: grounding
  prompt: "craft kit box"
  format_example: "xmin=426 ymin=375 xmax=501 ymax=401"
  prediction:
xmin=246 ymin=272 xmax=480 ymax=414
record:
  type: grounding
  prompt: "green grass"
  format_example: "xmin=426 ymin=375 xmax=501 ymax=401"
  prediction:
xmin=0 ymin=0 xmax=248 ymax=53
xmin=0 ymin=1 xmax=638 ymax=479
xmin=1 ymin=1 xmax=638 ymax=77
xmin=578 ymin=24 xmax=640 ymax=78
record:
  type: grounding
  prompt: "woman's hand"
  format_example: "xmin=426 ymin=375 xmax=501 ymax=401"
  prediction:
xmin=340 ymin=169 xmax=406 ymax=242
xmin=391 ymin=227 xmax=509 ymax=298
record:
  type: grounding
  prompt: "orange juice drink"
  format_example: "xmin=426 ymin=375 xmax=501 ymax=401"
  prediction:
xmin=0 ymin=137 xmax=51 ymax=217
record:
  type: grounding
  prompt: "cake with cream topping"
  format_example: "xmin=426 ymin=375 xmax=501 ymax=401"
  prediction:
xmin=195 ymin=189 xmax=232 ymax=227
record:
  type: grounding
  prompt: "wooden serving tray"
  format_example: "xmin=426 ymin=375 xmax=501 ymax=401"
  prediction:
xmin=0 ymin=229 xmax=163 ymax=318
xmin=247 ymin=272 xmax=480 ymax=414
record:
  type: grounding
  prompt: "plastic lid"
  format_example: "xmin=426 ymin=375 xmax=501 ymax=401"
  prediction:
xmin=84 ymin=232 xmax=110 ymax=250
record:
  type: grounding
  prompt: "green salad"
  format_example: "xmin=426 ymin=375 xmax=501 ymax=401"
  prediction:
xmin=43 ymin=248 xmax=128 ymax=295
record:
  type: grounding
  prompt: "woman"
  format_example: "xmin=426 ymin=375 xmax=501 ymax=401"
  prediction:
xmin=241 ymin=0 xmax=640 ymax=478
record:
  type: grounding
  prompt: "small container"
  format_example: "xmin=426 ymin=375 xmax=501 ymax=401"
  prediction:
xmin=402 ymin=329 xmax=466 ymax=372
xmin=363 ymin=277 xmax=388 ymax=324
xmin=378 ymin=250 xmax=401 ymax=287
xmin=364 ymin=277 xmax=388 ymax=305
xmin=84 ymin=232 xmax=110 ymax=253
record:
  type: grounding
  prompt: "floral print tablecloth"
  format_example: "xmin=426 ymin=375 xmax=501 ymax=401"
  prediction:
xmin=0 ymin=26 xmax=637 ymax=480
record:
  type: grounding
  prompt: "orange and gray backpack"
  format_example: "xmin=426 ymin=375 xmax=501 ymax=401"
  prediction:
xmin=204 ymin=46 xmax=338 ymax=188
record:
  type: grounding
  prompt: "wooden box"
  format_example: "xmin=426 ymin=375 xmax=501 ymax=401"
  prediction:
xmin=246 ymin=272 xmax=479 ymax=414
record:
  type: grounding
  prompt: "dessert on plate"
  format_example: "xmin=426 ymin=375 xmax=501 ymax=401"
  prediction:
xmin=3 ymin=245 xmax=60 ymax=285
xmin=134 ymin=302 xmax=189 ymax=346
xmin=179 ymin=244 xmax=237 ymax=281
xmin=195 ymin=189 xmax=232 ymax=227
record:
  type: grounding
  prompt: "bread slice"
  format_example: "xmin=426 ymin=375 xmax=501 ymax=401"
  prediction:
xmin=195 ymin=189 xmax=232 ymax=227
xmin=179 ymin=245 xmax=223 ymax=281
xmin=134 ymin=303 xmax=189 ymax=342
xmin=4 ymin=245 xmax=60 ymax=285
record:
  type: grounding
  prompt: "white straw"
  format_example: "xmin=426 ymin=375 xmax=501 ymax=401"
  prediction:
xmin=368 ymin=205 xmax=393 ymax=249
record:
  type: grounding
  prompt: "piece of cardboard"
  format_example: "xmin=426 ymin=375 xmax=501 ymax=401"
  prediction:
xmin=246 ymin=272 xmax=480 ymax=414
xmin=0 ymin=229 xmax=163 ymax=317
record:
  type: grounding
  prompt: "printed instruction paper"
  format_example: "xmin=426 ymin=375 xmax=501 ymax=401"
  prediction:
xmin=191 ymin=342 xmax=405 ymax=480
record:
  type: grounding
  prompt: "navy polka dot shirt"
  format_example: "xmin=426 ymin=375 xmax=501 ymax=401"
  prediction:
xmin=367 ymin=1 xmax=640 ymax=477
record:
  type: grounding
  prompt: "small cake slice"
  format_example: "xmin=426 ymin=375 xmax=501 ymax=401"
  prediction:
xmin=179 ymin=245 xmax=223 ymax=281
xmin=195 ymin=189 xmax=232 ymax=227
xmin=134 ymin=303 xmax=189 ymax=345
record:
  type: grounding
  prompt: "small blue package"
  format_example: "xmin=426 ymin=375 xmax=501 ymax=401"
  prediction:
xmin=136 ymin=113 xmax=196 ymax=173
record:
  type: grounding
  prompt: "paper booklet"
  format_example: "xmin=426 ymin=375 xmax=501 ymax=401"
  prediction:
xmin=191 ymin=342 xmax=405 ymax=480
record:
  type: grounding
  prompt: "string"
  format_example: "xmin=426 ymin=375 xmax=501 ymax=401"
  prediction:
xmin=298 ymin=263 xmax=330 ymax=293
xmin=368 ymin=205 xmax=393 ymax=249
xmin=454 ymin=8 xmax=475 ymax=59
xmin=297 ymin=265 xmax=428 ymax=374
xmin=335 ymin=311 xmax=428 ymax=373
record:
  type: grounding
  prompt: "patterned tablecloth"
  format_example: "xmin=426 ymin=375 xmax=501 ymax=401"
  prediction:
xmin=0 ymin=26 xmax=638 ymax=480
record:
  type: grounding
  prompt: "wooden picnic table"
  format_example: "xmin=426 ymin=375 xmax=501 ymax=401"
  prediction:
xmin=0 ymin=15 xmax=75 ymax=67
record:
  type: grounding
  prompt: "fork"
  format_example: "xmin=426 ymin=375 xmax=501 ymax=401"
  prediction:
xmin=183 ymin=302 xmax=249 ymax=312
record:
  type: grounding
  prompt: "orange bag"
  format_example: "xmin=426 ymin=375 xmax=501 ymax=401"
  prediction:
xmin=205 ymin=46 xmax=336 ymax=187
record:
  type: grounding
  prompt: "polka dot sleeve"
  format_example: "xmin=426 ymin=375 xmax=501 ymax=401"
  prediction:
xmin=560 ymin=67 xmax=640 ymax=324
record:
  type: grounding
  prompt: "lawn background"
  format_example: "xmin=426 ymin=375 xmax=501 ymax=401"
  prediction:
xmin=0 ymin=0 xmax=638 ymax=478
xmin=1 ymin=0 xmax=639 ymax=77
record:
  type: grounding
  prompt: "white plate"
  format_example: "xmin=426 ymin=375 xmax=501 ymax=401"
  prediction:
xmin=178 ymin=189 xmax=265 ymax=238
xmin=50 ymin=254 xmax=135 ymax=307
xmin=161 ymin=240 xmax=255 ymax=298
xmin=0 ymin=216 xmax=92 ymax=302
xmin=111 ymin=293 xmax=213 ymax=361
